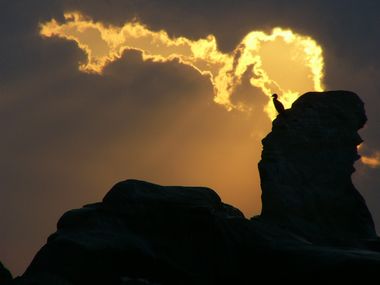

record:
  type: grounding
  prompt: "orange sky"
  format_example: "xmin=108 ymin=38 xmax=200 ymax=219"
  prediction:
xmin=2 ymin=1 xmax=380 ymax=277
xmin=40 ymin=12 xmax=324 ymax=120
xmin=34 ymin=12 xmax=329 ymax=224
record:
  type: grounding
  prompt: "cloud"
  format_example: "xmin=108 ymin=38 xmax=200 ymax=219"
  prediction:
xmin=40 ymin=11 xmax=324 ymax=120
xmin=361 ymin=152 xmax=380 ymax=168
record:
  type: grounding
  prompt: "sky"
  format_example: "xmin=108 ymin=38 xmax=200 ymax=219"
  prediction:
xmin=1 ymin=0 xmax=380 ymax=276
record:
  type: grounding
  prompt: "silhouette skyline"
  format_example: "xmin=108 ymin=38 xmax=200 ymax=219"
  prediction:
xmin=1 ymin=0 xmax=380 ymax=276
xmin=12 ymin=91 xmax=380 ymax=284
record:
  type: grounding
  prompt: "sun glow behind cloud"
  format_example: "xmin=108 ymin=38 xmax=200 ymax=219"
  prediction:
xmin=361 ymin=153 xmax=380 ymax=168
xmin=40 ymin=12 xmax=324 ymax=120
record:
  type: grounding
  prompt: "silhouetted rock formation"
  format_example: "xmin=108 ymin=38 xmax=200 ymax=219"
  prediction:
xmin=16 ymin=180 xmax=250 ymax=285
xmin=0 ymin=262 xmax=12 ymax=285
xmin=259 ymin=91 xmax=376 ymax=244
xmin=12 ymin=91 xmax=380 ymax=285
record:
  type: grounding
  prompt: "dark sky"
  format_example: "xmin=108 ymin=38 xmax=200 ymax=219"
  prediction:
xmin=1 ymin=0 xmax=380 ymax=276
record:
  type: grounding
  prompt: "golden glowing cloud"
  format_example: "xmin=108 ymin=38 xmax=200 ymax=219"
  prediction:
xmin=361 ymin=152 xmax=380 ymax=168
xmin=40 ymin=12 xmax=325 ymax=119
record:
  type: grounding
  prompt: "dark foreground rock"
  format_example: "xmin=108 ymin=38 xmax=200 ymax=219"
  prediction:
xmin=0 ymin=262 xmax=12 ymax=285
xmin=258 ymin=91 xmax=377 ymax=244
xmin=13 ymin=91 xmax=380 ymax=284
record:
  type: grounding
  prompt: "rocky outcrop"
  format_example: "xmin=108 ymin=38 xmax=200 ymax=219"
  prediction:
xmin=258 ymin=91 xmax=376 ymax=244
xmin=0 ymin=262 xmax=12 ymax=285
xmin=14 ymin=179 xmax=380 ymax=285
xmin=16 ymin=180 xmax=251 ymax=285
xmin=12 ymin=91 xmax=380 ymax=284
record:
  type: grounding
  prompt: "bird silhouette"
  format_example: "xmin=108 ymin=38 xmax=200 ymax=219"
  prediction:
xmin=272 ymin=93 xmax=285 ymax=114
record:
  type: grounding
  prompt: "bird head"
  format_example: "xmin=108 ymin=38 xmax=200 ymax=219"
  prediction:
xmin=272 ymin=93 xmax=278 ymax=99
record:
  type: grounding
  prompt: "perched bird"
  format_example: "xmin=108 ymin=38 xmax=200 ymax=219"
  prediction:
xmin=272 ymin=93 xmax=285 ymax=114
